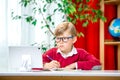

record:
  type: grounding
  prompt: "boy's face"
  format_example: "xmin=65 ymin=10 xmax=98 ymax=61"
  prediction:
xmin=55 ymin=30 xmax=77 ymax=54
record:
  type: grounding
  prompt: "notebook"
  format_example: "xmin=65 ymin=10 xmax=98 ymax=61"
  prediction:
xmin=8 ymin=46 xmax=43 ymax=72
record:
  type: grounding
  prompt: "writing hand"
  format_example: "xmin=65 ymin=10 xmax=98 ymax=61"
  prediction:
xmin=43 ymin=60 xmax=60 ymax=70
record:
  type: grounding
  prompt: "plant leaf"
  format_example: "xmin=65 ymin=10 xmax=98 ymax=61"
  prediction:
xmin=82 ymin=20 xmax=89 ymax=27
xmin=77 ymin=32 xmax=84 ymax=37
xmin=32 ymin=19 xmax=37 ymax=26
xmin=25 ymin=16 xmax=33 ymax=23
xmin=100 ymin=16 xmax=107 ymax=22
xmin=46 ymin=16 xmax=51 ymax=22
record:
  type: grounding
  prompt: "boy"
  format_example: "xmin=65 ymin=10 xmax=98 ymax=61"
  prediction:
xmin=42 ymin=22 xmax=101 ymax=70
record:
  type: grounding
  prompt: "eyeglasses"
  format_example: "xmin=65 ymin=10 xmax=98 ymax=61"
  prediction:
xmin=55 ymin=36 xmax=73 ymax=43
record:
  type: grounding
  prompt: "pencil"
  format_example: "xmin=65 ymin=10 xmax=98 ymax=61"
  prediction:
xmin=46 ymin=55 xmax=53 ymax=61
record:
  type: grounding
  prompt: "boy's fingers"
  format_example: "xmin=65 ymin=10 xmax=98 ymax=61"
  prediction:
xmin=52 ymin=60 xmax=60 ymax=67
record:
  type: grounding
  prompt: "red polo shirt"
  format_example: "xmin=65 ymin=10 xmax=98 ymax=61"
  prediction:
xmin=42 ymin=48 xmax=101 ymax=70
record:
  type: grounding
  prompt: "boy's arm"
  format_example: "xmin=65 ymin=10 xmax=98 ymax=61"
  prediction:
xmin=77 ymin=54 xmax=101 ymax=70
xmin=64 ymin=62 xmax=76 ymax=69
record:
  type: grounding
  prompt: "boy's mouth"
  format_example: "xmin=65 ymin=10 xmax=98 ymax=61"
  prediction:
xmin=59 ymin=45 xmax=64 ymax=48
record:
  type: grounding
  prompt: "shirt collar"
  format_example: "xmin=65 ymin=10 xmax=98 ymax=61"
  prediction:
xmin=57 ymin=46 xmax=77 ymax=58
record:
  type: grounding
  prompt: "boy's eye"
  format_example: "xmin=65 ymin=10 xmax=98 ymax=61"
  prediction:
xmin=63 ymin=37 xmax=66 ymax=39
xmin=63 ymin=37 xmax=68 ymax=40
xmin=56 ymin=37 xmax=61 ymax=40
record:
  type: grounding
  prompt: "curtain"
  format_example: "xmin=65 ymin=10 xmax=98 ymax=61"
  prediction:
xmin=74 ymin=19 xmax=100 ymax=59
xmin=0 ymin=0 xmax=9 ymax=71
xmin=74 ymin=0 xmax=117 ymax=70
xmin=74 ymin=0 xmax=100 ymax=59
xmin=104 ymin=4 xmax=117 ymax=70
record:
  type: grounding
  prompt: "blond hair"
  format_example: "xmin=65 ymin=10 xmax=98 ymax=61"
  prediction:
xmin=54 ymin=22 xmax=77 ymax=36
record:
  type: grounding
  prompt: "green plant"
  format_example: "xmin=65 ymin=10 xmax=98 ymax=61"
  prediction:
xmin=11 ymin=0 xmax=106 ymax=37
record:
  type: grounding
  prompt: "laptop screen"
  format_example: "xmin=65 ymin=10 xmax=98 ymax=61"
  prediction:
xmin=8 ymin=46 xmax=43 ymax=72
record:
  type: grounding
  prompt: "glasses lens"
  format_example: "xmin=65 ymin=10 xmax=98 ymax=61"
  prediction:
xmin=63 ymin=37 xmax=68 ymax=42
xmin=55 ymin=37 xmax=60 ymax=42
xmin=55 ymin=36 xmax=73 ymax=42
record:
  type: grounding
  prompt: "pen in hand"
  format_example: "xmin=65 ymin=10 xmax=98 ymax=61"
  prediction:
xmin=46 ymin=55 xmax=60 ymax=69
xmin=46 ymin=55 xmax=53 ymax=61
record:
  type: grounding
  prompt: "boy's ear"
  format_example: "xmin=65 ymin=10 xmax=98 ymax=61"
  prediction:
xmin=73 ymin=36 xmax=77 ymax=43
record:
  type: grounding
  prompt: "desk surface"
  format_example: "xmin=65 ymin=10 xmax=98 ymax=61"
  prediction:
xmin=0 ymin=70 xmax=120 ymax=80
xmin=0 ymin=70 xmax=120 ymax=76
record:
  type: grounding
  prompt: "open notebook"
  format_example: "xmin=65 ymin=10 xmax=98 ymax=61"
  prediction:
xmin=8 ymin=46 xmax=43 ymax=72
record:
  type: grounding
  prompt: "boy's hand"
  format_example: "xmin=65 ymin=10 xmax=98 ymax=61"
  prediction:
xmin=43 ymin=60 xmax=60 ymax=69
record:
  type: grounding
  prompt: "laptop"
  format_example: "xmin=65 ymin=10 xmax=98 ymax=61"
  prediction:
xmin=8 ymin=46 xmax=43 ymax=72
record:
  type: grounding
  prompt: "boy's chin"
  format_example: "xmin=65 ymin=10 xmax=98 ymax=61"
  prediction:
xmin=60 ymin=48 xmax=66 ymax=53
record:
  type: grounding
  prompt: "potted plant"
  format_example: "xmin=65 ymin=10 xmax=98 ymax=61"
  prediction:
xmin=12 ymin=0 xmax=106 ymax=36
xmin=11 ymin=0 xmax=106 ymax=52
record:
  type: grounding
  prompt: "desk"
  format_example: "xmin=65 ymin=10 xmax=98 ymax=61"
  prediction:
xmin=0 ymin=70 xmax=120 ymax=80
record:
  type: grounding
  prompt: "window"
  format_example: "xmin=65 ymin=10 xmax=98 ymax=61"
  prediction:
xmin=7 ymin=0 xmax=65 ymax=47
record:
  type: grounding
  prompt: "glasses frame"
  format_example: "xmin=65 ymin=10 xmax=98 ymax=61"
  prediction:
xmin=55 ymin=36 xmax=73 ymax=43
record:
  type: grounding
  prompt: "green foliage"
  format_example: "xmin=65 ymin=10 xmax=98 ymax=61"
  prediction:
xmin=19 ymin=0 xmax=36 ymax=7
xmin=11 ymin=0 xmax=107 ymax=52
xmin=12 ymin=0 xmax=106 ymax=36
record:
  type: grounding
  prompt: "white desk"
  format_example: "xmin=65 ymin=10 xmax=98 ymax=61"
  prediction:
xmin=0 ymin=70 xmax=120 ymax=80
